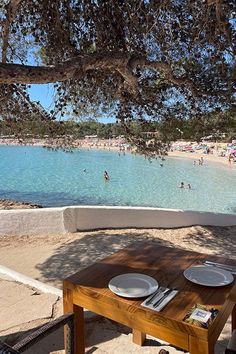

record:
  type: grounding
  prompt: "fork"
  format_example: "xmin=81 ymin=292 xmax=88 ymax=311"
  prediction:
xmin=145 ymin=286 xmax=165 ymax=306
xmin=153 ymin=288 xmax=174 ymax=308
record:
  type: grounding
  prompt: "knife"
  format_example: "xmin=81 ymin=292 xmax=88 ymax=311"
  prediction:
xmin=145 ymin=287 xmax=165 ymax=306
xmin=153 ymin=289 xmax=172 ymax=308
xmin=204 ymin=261 xmax=236 ymax=273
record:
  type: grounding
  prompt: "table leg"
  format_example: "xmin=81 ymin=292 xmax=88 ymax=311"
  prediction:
xmin=63 ymin=287 xmax=85 ymax=354
xmin=132 ymin=329 xmax=146 ymax=346
xmin=189 ymin=336 xmax=214 ymax=354
xmin=232 ymin=304 xmax=236 ymax=331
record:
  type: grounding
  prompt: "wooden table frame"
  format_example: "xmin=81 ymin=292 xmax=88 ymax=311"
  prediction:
xmin=63 ymin=242 xmax=236 ymax=354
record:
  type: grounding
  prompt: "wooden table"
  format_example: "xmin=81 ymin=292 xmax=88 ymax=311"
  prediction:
xmin=63 ymin=242 xmax=236 ymax=354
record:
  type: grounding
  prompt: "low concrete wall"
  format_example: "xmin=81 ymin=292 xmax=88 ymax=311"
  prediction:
xmin=0 ymin=208 xmax=65 ymax=235
xmin=0 ymin=206 xmax=236 ymax=235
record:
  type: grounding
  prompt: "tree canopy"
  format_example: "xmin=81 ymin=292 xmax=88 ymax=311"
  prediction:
xmin=0 ymin=0 xmax=235 ymax=150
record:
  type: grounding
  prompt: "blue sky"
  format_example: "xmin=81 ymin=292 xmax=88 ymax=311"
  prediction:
xmin=29 ymin=84 xmax=54 ymax=109
xmin=28 ymin=84 xmax=115 ymax=123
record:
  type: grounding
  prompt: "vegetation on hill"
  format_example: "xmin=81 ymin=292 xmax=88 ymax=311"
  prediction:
xmin=1 ymin=108 xmax=235 ymax=144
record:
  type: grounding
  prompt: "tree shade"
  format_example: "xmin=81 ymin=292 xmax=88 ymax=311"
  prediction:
xmin=0 ymin=0 xmax=235 ymax=151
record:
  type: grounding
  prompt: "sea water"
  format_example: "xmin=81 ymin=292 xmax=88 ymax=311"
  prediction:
xmin=0 ymin=145 xmax=235 ymax=214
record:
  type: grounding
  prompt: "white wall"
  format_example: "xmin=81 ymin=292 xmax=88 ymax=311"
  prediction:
xmin=67 ymin=206 xmax=236 ymax=230
xmin=0 ymin=208 xmax=65 ymax=235
xmin=0 ymin=206 xmax=236 ymax=236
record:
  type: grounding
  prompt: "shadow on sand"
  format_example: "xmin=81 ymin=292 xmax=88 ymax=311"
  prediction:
xmin=36 ymin=231 xmax=177 ymax=286
xmin=36 ymin=226 xmax=236 ymax=287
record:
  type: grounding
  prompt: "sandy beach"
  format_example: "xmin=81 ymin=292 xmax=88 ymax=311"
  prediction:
xmin=0 ymin=137 xmax=235 ymax=167
xmin=168 ymin=150 xmax=236 ymax=168
xmin=0 ymin=226 xmax=235 ymax=288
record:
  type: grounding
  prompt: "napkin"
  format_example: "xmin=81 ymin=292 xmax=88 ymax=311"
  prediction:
xmin=141 ymin=288 xmax=178 ymax=312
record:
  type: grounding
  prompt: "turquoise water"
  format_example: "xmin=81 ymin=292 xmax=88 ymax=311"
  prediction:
xmin=0 ymin=146 xmax=235 ymax=214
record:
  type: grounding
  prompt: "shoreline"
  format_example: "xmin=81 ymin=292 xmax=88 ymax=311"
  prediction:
xmin=0 ymin=138 xmax=235 ymax=168
xmin=0 ymin=199 xmax=42 ymax=210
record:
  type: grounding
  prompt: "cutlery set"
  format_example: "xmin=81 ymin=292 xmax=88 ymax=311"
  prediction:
xmin=203 ymin=260 xmax=236 ymax=275
xmin=152 ymin=289 xmax=173 ymax=308
xmin=145 ymin=286 xmax=166 ymax=306
xmin=142 ymin=287 xmax=178 ymax=311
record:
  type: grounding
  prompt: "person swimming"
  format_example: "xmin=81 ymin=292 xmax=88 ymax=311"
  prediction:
xmin=104 ymin=170 xmax=109 ymax=180
xmin=187 ymin=183 xmax=191 ymax=189
xmin=179 ymin=182 xmax=184 ymax=188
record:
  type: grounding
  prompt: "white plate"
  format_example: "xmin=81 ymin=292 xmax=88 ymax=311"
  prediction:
xmin=108 ymin=273 xmax=159 ymax=298
xmin=184 ymin=265 xmax=234 ymax=287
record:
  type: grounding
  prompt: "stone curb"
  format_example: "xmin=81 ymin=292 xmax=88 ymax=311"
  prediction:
xmin=0 ymin=265 xmax=62 ymax=297
xmin=0 ymin=265 xmax=97 ymax=320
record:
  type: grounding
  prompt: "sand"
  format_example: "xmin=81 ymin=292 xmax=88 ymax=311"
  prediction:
xmin=0 ymin=226 xmax=235 ymax=288
xmin=168 ymin=150 xmax=236 ymax=168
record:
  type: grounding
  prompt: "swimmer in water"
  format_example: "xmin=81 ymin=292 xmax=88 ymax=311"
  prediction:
xmin=104 ymin=171 xmax=109 ymax=180
xmin=179 ymin=182 xmax=184 ymax=188
xmin=187 ymin=183 xmax=191 ymax=189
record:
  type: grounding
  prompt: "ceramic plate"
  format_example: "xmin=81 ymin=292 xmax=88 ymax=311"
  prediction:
xmin=184 ymin=265 xmax=234 ymax=287
xmin=108 ymin=273 xmax=159 ymax=298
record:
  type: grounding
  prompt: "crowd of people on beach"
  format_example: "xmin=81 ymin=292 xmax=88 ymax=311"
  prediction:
xmin=171 ymin=141 xmax=236 ymax=165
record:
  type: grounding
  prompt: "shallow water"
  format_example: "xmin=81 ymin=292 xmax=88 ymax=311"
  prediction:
xmin=0 ymin=146 xmax=235 ymax=214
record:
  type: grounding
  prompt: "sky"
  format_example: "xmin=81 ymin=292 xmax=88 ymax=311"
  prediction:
xmin=28 ymin=84 xmax=116 ymax=123
xmin=29 ymin=84 xmax=54 ymax=109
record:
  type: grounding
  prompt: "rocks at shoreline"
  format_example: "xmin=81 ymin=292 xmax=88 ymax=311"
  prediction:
xmin=0 ymin=199 xmax=42 ymax=210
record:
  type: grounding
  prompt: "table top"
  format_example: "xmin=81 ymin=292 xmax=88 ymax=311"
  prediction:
xmin=64 ymin=242 xmax=236 ymax=340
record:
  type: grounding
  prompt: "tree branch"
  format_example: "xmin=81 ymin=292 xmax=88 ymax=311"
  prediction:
xmin=129 ymin=57 xmax=199 ymax=95
xmin=0 ymin=52 xmax=130 ymax=83
xmin=0 ymin=52 xmax=202 ymax=96
xmin=1 ymin=0 xmax=22 ymax=63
